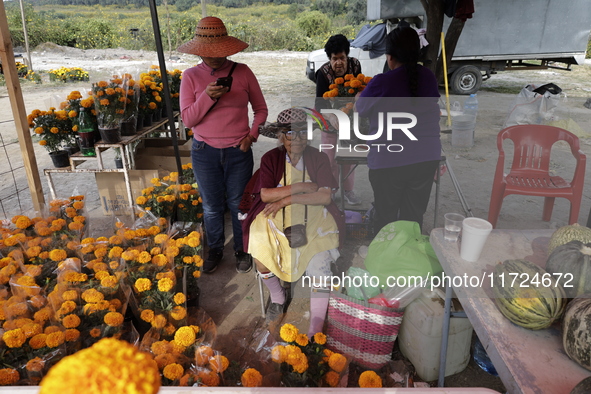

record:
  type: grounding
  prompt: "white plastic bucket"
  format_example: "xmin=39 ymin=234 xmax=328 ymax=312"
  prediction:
xmin=451 ymin=115 xmax=475 ymax=147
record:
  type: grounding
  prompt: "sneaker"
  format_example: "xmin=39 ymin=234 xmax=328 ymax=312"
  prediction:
xmin=265 ymin=302 xmax=286 ymax=323
xmin=344 ymin=190 xmax=361 ymax=205
xmin=203 ymin=248 xmax=223 ymax=274
xmin=235 ymin=251 xmax=253 ymax=273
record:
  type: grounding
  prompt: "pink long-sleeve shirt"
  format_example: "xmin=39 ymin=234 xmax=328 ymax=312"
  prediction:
xmin=180 ymin=60 xmax=268 ymax=149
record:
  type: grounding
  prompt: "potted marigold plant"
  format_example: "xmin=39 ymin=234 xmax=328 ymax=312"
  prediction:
xmin=119 ymin=74 xmax=140 ymax=136
xmin=91 ymin=77 xmax=126 ymax=143
xmin=28 ymin=107 xmax=74 ymax=168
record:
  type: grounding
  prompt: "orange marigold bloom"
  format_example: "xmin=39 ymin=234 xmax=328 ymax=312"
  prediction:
xmin=64 ymin=329 xmax=80 ymax=342
xmin=163 ymin=363 xmax=184 ymax=381
xmin=26 ymin=357 xmax=45 ymax=372
xmin=359 ymin=370 xmax=382 ymax=388
xmin=62 ymin=314 xmax=81 ymax=329
xmin=0 ymin=368 xmax=19 ymax=386
xmin=328 ymin=353 xmax=347 ymax=373
xmin=241 ymin=368 xmax=262 ymax=387
xmin=89 ymin=328 xmax=102 ymax=338
xmin=3 ymin=328 xmax=26 ymax=348
xmin=49 ymin=249 xmax=67 ymax=262
xmin=325 ymin=370 xmax=340 ymax=387
xmin=104 ymin=311 xmax=124 ymax=327
xmin=140 ymin=309 xmax=155 ymax=323
xmin=151 ymin=314 xmax=167 ymax=329
xmin=195 ymin=346 xmax=213 ymax=366
xmin=209 ymin=355 xmax=229 ymax=373
xmin=46 ymin=331 xmax=65 ymax=348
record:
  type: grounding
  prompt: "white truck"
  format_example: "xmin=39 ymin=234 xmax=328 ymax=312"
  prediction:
xmin=306 ymin=0 xmax=591 ymax=95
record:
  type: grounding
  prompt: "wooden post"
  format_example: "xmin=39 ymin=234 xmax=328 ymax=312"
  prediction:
xmin=0 ymin=0 xmax=45 ymax=211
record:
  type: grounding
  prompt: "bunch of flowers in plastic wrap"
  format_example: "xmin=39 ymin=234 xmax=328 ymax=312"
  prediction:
xmin=139 ymin=72 xmax=162 ymax=116
xmin=0 ymin=276 xmax=67 ymax=385
xmin=270 ymin=323 xmax=349 ymax=387
xmin=150 ymin=65 xmax=183 ymax=111
xmin=171 ymin=164 xmax=203 ymax=223
xmin=135 ymin=176 xmax=178 ymax=219
xmin=62 ymin=90 xmax=97 ymax=133
xmin=91 ymin=77 xmax=126 ymax=129
xmin=39 ymin=337 xmax=160 ymax=394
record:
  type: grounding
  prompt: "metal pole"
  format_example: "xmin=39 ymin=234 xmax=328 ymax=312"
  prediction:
xmin=201 ymin=0 xmax=207 ymax=17
xmin=18 ymin=0 xmax=32 ymax=71
xmin=148 ymin=0 xmax=183 ymax=180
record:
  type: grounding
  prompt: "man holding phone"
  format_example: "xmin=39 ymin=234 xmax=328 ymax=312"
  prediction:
xmin=178 ymin=17 xmax=268 ymax=274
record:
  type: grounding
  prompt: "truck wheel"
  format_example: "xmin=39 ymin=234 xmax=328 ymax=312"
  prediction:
xmin=450 ymin=65 xmax=482 ymax=95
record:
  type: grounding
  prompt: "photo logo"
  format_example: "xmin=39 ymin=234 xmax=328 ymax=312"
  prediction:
xmin=308 ymin=109 xmax=418 ymax=153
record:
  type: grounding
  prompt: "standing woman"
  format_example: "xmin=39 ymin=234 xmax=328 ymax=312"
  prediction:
xmin=178 ymin=17 xmax=268 ymax=274
xmin=356 ymin=26 xmax=441 ymax=233
xmin=315 ymin=34 xmax=362 ymax=206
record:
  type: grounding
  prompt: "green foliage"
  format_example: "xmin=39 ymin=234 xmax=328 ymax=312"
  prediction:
xmin=346 ymin=0 xmax=367 ymax=25
xmin=296 ymin=11 xmax=330 ymax=37
xmin=314 ymin=0 xmax=345 ymax=15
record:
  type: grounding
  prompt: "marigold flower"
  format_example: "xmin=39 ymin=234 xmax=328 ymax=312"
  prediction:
xmin=151 ymin=314 xmax=167 ymax=328
xmin=359 ymin=370 xmax=382 ymax=388
xmin=150 ymin=254 xmax=168 ymax=267
xmin=64 ymin=329 xmax=80 ymax=342
xmin=170 ymin=306 xmax=187 ymax=321
xmin=209 ymin=355 xmax=229 ymax=373
xmin=100 ymin=275 xmax=118 ymax=288
xmin=325 ymin=370 xmax=340 ymax=387
xmin=46 ymin=331 xmax=65 ymax=348
xmin=195 ymin=346 xmax=213 ymax=366
xmin=271 ymin=345 xmax=286 ymax=363
xmin=0 ymin=368 xmax=19 ymax=386
xmin=193 ymin=270 xmax=201 ymax=278
xmin=295 ymin=333 xmax=309 ymax=347
xmin=104 ymin=312 xmax=124 ymax=327
xmin=140 ymin=309 xmax=155 ymax=323
xmin=334 ymin=77 xmax=344 ymax=85
xmin=279 ymin=323 xmax=299 ymax=343
xmin=157 ymin=277 xmax=174 ymax=292
xmin=39 ymin=338 xmax=160 ymax=394
xmin=26 ymin=357 xmax=45 ymax=373
xmin=134 ymin=278 xmax=152 ymax=292
xmin=328 ymin=353 xmax=347 ymax=373
xmin=174 ymin=326 xmax=196 ymax=347
xmin=34 ymin=308 xmax=51 ymax=323
xmin=89 ymin=328 xmax=101 ymax=338
xmin=241 ymin=368 xmax=262 ymax=387
xmin=172 ymin=292 xmax=186 ymax=305
xmin=314 ymin=332 xmax=327 ymax=345
xmin=187 ymin=237 xmax=200 ymax=248
xmin=138 ymin=251 xmax=152 ymax=264
xmin=29 ymin=333 xmax=47 ymax=349
xmin=49 ymin=249 xmax=67 ymax=262
xmin=62 ymin=314 xmax=81 ymax=329
xmin=3 ymin=328 xmax=26 ymax=348
xmin=163 ymin=363 xmax=184 ymax=381
xmin=189 ymin=369 xmax=215 ymax=387
xmin=151 ymin=340 xmax=171 ymax=355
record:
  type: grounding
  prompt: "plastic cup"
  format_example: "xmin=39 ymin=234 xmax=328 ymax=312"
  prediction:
xmin=444 ymin=213 xmax=465 ymax=242
xmin=460 ymin=218 xmax=493 ymax=262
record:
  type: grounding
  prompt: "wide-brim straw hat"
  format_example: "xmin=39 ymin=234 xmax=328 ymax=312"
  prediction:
xmin=258 ymin=107 xmax=330 ymax=139
xmin=177 ymin=16 xmax=248 ymax=57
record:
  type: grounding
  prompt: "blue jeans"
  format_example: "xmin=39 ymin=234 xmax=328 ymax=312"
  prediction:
xmin=191 ymin=139 xmax=253 ymax=252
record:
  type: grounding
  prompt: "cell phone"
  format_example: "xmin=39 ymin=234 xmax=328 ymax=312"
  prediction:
xmin=216 ymin=76 xmax=233 ymax=92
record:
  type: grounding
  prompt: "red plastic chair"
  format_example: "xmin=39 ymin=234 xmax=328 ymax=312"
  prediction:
xmin=488 ymin=125 xmax=586 ymax=228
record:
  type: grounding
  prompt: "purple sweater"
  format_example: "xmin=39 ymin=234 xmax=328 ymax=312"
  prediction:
xmin=180 ymin=60 xmax=268 ymax=149
xmin=356 ymin=65 xmax=441 ymax=169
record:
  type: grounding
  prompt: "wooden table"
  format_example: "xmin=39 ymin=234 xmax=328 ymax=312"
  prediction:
xmin=430 ymin=228 xmax=591 ymax=394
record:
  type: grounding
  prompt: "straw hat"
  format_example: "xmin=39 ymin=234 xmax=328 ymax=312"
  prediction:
xmin=177 ymin=16 xmax=248 ymax=57
xmin=258 ymin=107 xmax=330 ymax=139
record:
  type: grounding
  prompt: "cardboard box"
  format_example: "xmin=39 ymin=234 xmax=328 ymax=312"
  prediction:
xmin=95 ymin=170 xmax=160 ymax=215
xmin=135 ymin=139 xmax=192 ymax=172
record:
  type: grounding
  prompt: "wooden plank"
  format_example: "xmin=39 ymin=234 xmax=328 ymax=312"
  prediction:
xmin=0 ymin=0 xmax=44 ymax=211
xmin=430 ymin=228 xmax=591 ymax=394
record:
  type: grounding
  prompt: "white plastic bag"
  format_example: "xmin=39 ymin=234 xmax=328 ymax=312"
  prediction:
xmin=504 ymin=83 xmax=561 ymax=127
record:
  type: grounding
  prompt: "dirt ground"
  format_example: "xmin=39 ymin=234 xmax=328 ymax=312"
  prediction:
xmin=2 ymin=45 xmax=591 ymax=390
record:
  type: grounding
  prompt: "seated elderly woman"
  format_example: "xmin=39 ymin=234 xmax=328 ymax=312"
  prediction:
xmin=242 ymin=107 xmax=345 ymax=337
